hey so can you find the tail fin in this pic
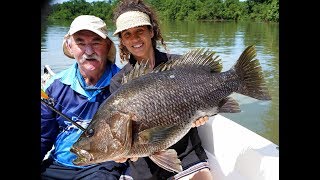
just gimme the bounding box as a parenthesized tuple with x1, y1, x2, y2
(234, 45, 271, 100)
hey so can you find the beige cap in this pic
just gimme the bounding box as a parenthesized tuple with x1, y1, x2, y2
(113, 11, 152, 35)
(62, 15, 116, 63)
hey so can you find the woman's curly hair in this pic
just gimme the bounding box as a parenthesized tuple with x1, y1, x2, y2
(113, 0, 167, 62)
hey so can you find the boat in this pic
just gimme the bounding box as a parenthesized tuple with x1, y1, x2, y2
(41, 65, 55, 89)
(197, 115, 279, 180)
(41, 65, 279, 180)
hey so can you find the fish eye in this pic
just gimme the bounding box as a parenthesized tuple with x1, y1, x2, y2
(85, 128, 94, 137)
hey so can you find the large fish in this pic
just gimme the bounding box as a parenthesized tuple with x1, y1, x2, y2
(70, 45, 271, 173)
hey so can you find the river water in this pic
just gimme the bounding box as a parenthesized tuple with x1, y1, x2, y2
(41, 20, 279, 145)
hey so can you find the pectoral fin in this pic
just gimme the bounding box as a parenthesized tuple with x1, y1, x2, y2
(110, 112, 133, 152)
(149, 149, 183, 173)
(137, 125, 176, 144)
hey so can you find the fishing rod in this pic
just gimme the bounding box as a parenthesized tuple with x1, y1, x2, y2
(41, 89, 86, 132)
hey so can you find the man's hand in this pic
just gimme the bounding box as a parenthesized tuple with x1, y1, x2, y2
(114, 157, 139, 163)
(192, 116, 209, 128)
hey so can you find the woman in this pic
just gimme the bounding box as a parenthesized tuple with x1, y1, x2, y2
(110, 0, 213, 179)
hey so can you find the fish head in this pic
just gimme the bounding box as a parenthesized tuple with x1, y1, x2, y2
(70, 111, 133, 166)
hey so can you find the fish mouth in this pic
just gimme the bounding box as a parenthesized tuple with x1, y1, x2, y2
(70, 146, 94, 165)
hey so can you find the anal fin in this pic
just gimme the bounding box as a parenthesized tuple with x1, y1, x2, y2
(149, 149, 183, 173)
(218, 97, 241, 113)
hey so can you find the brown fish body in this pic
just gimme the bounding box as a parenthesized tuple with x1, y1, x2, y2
(71, 46, 271, 172)
(112, 67, 238, 156)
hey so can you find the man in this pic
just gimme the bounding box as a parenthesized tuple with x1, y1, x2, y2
(41, 15, 130, 180)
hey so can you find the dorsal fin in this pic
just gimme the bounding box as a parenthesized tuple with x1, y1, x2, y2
(121, 59, 151, 84)
(154, 48, 222, 73)
(121, 48, 223, 85)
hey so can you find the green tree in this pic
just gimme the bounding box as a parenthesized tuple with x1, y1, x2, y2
(46, 0, 278, 23)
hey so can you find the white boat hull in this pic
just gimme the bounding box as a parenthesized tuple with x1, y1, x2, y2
(198, 114, 279, 180)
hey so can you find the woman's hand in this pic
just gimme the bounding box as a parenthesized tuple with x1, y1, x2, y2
(192, 116, 209, 128)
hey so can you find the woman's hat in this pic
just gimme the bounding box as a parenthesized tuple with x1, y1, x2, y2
(113, 11, 152, 36)
(62, 15, 116, 63)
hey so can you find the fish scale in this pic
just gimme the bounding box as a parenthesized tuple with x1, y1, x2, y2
(118, 68, 228, 152)
(71, 46, 271, 173)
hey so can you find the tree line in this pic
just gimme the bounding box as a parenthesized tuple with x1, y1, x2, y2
(44, 0, 278, 23)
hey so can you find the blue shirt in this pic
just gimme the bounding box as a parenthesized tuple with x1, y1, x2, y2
(41, 62, 120, 168)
